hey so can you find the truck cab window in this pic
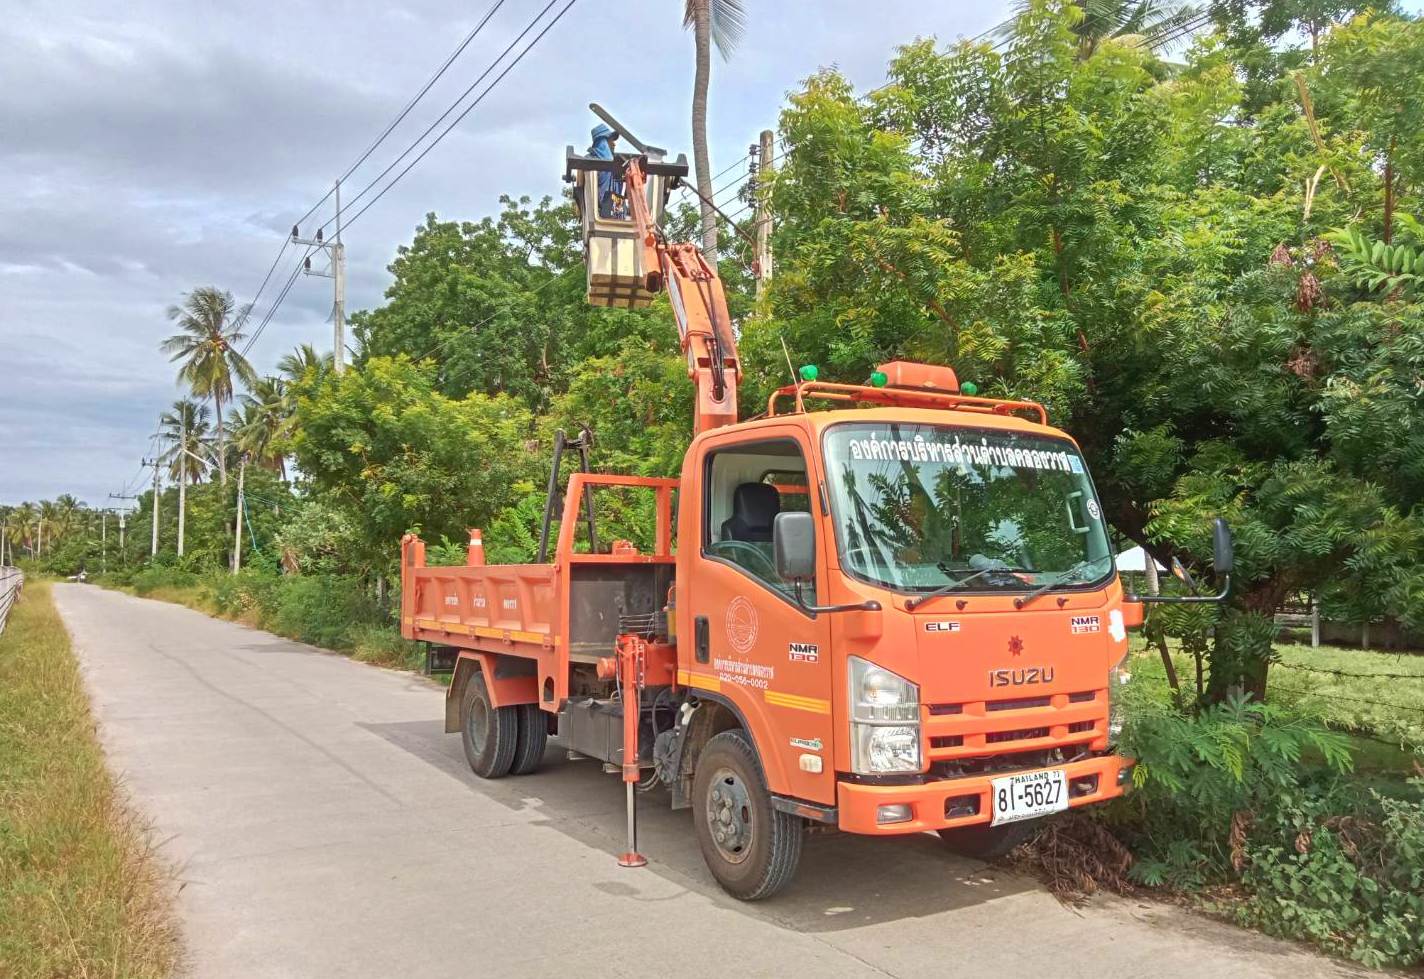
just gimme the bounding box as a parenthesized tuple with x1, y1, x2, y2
(704, 440, 812, 596)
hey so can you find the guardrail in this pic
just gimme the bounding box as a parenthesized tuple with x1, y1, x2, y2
(0, 567, 23, 635)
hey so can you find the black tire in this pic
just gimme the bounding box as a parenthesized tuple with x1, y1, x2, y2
(509, 704, 549, 775)
(460, 673, 517, 779)
(937, 820, 1036, 860)
(692, 729, 803, 901)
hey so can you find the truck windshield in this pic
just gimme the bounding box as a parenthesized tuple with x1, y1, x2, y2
(822, 423, 1114, 594)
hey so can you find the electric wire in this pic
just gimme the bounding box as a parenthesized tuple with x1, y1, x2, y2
(333, 0, 510, 199)
(309, 0, 577, 240)
(234, 0, 513, 340)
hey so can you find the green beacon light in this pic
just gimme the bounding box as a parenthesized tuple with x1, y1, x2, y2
(798, 364, 819, 382)
(868, 370, 888, 388)
(961, 381, 979, 396)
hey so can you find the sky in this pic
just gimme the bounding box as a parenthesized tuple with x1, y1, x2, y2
(0, 0, 1016, 507)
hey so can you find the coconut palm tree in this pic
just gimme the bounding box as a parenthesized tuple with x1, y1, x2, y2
(162, 287, 256, 485)
(277, 343, 332, 385)
(159, 399, 213, 484)
(232, 377, 289, 477)
(1006, 0, 1204, 59)
(683, 0, 746, 262)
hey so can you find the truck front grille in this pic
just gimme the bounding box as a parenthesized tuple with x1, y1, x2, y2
(924, 689, 1105, 761)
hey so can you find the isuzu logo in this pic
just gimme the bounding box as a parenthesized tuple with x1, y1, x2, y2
(988, 666, 1056, 687)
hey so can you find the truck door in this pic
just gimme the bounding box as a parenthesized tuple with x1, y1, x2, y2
(683, 430, 835, 806)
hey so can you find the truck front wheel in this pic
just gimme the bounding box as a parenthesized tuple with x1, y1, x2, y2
(692, 730, 802, 900)
(460, 673, 517, 778)
(937, 821, 1035, 861)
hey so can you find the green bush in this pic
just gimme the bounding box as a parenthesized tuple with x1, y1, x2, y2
(1237, 780, 1424, 968)
(266, 575, 380, 651)
(127, 567, 200, 596)
(349, 623, 424, 671)
(1117, 696, 1424, 968)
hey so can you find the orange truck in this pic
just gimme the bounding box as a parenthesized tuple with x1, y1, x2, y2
(399, 109, 1232, 900)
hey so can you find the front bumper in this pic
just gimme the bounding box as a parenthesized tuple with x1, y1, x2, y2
(836, 753, 1132, 835)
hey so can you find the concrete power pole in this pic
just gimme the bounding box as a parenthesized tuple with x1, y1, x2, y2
(291, 180, 346, 374)
(146, 454, 161, 558)
(756, 129, 775, 299)
(177, 410, 187, 557)
(232, 457, 247, 574)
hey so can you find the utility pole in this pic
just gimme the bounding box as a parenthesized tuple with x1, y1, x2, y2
(108, 493, 135, 561)
(145, 454, 161, 558)
(101, 511, 107, 576)
(232, 457, 247, 574)
(177, 410, 187, 557)
(755, 129, 775, 298)
(291, 179, 346, 373)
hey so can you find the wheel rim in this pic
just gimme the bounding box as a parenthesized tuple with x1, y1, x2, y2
(706, 766, 755, 864)
(468, 696, 488, 755)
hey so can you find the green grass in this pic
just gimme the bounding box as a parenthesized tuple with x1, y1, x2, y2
(0, 581, 182, 977)
(1126, 636, 1424, 771)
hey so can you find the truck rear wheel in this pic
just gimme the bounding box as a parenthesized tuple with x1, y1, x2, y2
(509, 704, 548, 775)
(692, 730, 802, 901)
(937, 821, 1036, 861)
(460, 673, 517, 778)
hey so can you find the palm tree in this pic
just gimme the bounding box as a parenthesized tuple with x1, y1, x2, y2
(683, 0, 746, 262)
(277, 343, 332, 385)
(162, 287, 257, 485)
(159, 399, 213, 484)
(10, 502, 37, 557)
(232, 377, 289, 477)
(1006, 0, 1203, 60)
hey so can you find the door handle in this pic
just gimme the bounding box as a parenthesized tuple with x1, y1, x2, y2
(694, 615, 710, 664)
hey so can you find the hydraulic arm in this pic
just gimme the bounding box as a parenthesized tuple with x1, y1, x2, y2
(622, 158, 741, 434)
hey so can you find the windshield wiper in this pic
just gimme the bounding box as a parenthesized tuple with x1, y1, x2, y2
(1013, 560, 1107, 610)
(906, 564, 1030, 611)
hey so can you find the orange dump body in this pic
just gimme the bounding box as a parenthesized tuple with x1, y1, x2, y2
(401, 380, 1138, 835)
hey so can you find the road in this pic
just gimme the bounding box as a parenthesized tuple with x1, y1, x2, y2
(54, 583, 1367, 979)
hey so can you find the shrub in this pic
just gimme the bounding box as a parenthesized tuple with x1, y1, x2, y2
(349, 624, 424, 671)
(1116, 696, 1424, 968)
(128, 567, 200, 597)
(266, 575, 380, 651)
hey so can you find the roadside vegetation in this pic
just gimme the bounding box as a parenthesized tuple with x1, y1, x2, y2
(0, 581, 181, 977)
(102, 565, 424, 671)
(7, 0, 1424, 968)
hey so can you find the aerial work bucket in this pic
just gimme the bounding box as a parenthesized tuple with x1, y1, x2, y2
(565, 145, 688, 308)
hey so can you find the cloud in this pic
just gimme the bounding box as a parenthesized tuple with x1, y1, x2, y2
(0, 0, 1010, 506)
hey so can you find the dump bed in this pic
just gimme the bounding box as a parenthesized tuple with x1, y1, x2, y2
(400, 474, 677, 708)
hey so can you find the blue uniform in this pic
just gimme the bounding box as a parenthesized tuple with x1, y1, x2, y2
(588, 124, 625, 218)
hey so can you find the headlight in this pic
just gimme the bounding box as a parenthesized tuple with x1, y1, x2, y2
(848, 657, 921, 774)
(1107, 660, 1132, 743)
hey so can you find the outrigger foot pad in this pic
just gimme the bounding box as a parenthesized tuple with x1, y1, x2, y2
(618, 852, 648, 868)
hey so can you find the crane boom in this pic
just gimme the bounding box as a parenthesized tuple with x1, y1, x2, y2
(621, 157, 740, 434)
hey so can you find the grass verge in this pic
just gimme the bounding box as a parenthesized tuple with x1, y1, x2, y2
(0, 581, 182, 978)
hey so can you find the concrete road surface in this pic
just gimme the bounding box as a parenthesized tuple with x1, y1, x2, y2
(54, 583, 1369, 979)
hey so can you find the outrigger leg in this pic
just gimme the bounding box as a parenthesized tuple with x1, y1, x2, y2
(616, 634, 648, 868)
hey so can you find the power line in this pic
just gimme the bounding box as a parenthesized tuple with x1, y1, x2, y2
(332, 0, 511, 195)
(234, 1, 511, 340)
(311, 0, 576, 240)
(236, 0, 579, 362)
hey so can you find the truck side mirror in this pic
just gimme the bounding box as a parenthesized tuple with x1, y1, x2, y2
(1212, 518, 1234, 576)
(773, 511, 816, 582)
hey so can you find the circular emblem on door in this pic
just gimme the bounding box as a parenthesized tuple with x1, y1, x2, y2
(725, 596, 759, 654)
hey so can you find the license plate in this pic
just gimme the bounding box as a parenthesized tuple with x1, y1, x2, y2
(990, 769, 1069, 826)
